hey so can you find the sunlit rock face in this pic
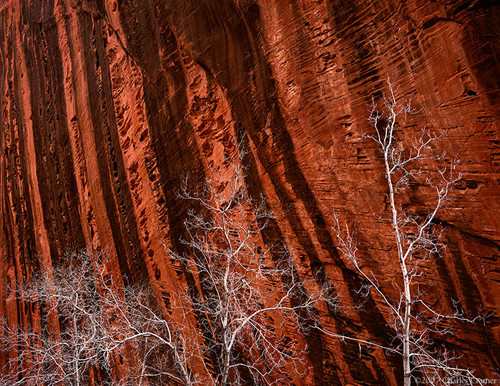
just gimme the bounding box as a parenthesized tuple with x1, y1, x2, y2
(0, 0, 499, 384)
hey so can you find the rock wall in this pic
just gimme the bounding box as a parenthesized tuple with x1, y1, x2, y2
(0, 0, 499, 384)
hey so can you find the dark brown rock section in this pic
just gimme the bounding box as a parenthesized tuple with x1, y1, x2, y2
(0, 0, 499, 384)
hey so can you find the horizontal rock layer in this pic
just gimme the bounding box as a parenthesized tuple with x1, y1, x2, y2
(0, 0, 499, 384)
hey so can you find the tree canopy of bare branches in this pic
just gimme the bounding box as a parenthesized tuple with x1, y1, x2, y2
(331, 79, 482, 385)
(1, 155, 322, 386)
(0, 249, 197, 386)
(169, 156, 319, 385)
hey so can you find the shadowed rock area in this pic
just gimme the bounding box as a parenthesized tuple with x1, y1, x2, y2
(0, 0, 499, 384)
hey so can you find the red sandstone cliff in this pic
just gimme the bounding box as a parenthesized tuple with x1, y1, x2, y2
(0, 0, 499, 384)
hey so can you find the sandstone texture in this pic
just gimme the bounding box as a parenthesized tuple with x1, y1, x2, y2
(0, 0, 499, 384)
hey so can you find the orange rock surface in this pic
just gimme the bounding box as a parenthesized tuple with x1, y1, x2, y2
(0, 0, 499, 384)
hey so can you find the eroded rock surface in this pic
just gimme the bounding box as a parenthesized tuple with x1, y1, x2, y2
(0, 0, 499, 384)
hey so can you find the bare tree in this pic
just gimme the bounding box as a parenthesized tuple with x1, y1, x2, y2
(169, 155, 320, 385)
(0, 249, 194, 386)
(1, 252, 113, 385)
(327, 79, 482, 385)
